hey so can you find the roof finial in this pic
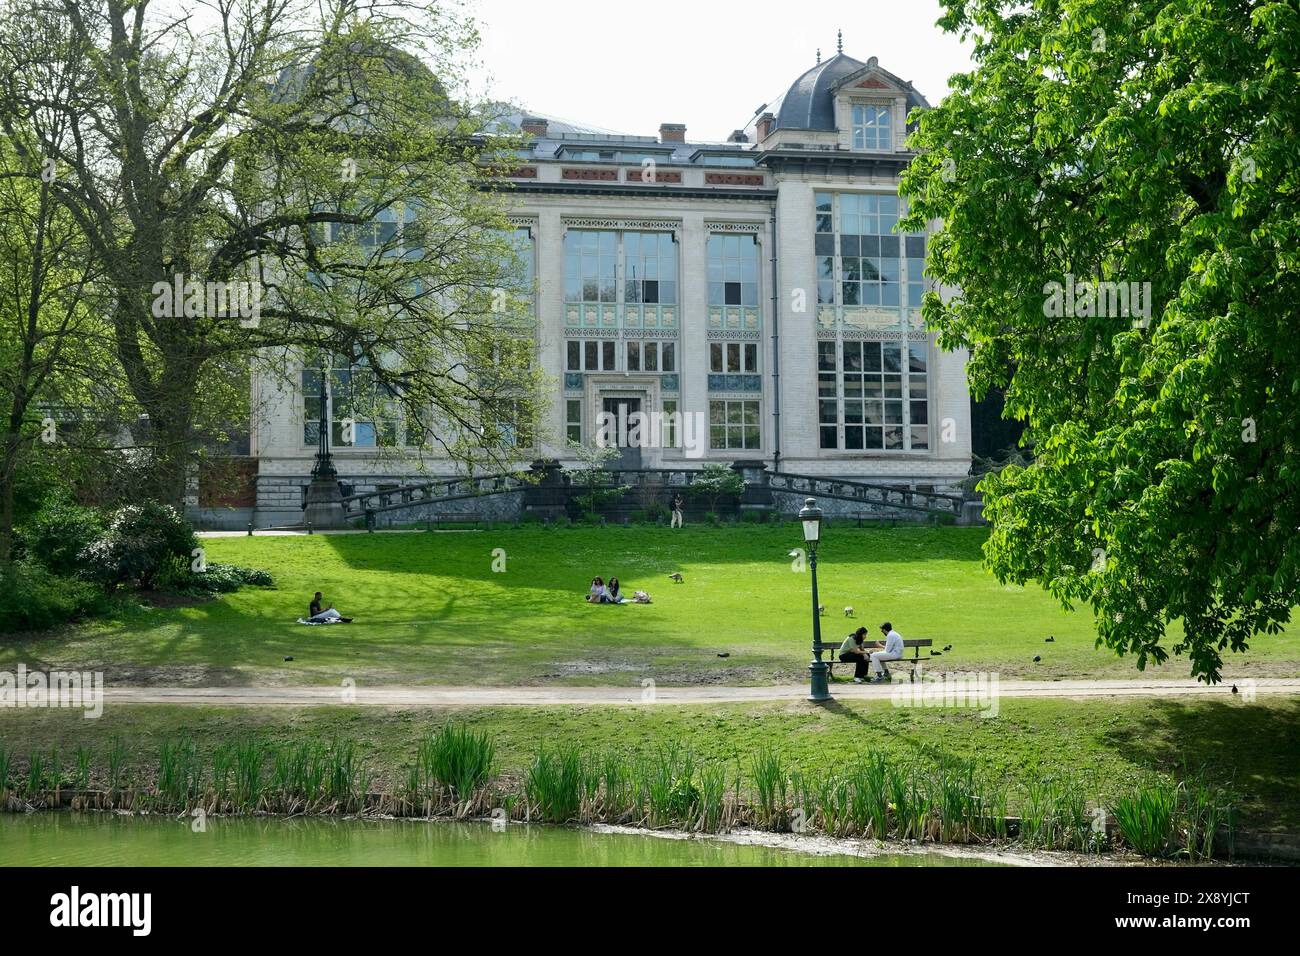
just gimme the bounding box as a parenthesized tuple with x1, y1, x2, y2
(837, 29, 843, 54)
(816, 47, 821, 64)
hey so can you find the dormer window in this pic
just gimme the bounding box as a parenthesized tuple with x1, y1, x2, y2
(851, 104, 892, 151)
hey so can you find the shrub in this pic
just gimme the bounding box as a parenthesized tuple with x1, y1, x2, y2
(0, 560, 106, 633)
(78, 502, 197, 588)
(18, 499, 105, 577)
(688, 463, 745, 515)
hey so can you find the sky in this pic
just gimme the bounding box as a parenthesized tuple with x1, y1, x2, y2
(467, 0, 975, 141)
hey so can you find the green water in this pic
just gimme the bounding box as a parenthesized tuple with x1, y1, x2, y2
(0, 813, 1002, 867)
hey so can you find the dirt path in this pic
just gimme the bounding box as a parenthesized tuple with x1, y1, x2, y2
(98, 677, 1300, 708)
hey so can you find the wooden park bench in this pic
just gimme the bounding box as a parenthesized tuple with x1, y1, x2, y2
(363, 509, 485, 531)
(427, 512, 484, 529)
(814, 638, 933, 683)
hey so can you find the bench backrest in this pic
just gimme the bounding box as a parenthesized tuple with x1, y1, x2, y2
(818, 638, 932, 649)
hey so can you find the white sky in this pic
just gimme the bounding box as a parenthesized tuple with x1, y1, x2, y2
(467, 0, 974, 141)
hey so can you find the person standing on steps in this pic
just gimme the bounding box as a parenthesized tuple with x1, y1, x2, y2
(671, 494, 684, 529)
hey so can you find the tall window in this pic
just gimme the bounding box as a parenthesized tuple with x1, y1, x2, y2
(564, 231, 617, 303)
(484, 398, 533, 449)
(709, 400, 760, 450)
(624, 232, 677, 304)
(817, 341, 928, 451)
(566, 339, 617, 372)
(707, 234, 758, 306)
(851, 104, 892, 151)
(662, 399, 679, 448)
(302, 355, 400, 448)
(566, 400, 582, 443)
(710, 341, 758, 373)
(627, 340, 676, 372)
(839, 193, 900, 307)
(814, 191, 925, 311)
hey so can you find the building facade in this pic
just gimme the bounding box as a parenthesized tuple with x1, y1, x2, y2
(244, 50, 972, 528)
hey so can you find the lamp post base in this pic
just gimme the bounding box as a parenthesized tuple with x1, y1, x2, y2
(808, 660, 832, 703)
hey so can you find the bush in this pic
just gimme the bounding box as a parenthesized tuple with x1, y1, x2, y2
(156, 560, 275, 595)
(0, 560, 107, 633)
(78, 502, 197, 588)
(18, 499, 105, 577)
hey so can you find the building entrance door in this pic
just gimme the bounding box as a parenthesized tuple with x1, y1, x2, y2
(601, 396, 643, 470)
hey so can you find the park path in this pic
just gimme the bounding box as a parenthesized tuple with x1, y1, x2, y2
(99, 677, 1300, 708)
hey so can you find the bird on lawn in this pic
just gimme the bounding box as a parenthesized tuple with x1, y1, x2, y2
(668, 572, 684, 583)
(1232, 684, 1239, 695)
(818, 604, 826, 616)
(930, 650, 942, 656)
(1045, 635, 1055, 643)
(844, 606, 855, 618)
(943, 644, 952, 652)
(1032, 655, 1041, 663)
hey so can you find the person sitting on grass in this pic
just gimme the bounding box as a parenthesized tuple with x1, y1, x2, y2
(868, 621, 905, 683)
(607, 577, 623, 604)
(586, 577, 608, 603)
(838, 626, 871, 683)
(308, 592, 353, 623)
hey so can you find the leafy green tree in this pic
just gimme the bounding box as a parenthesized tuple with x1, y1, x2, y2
(901, 0, 1300, 681)
(565, 440, 622, 516)
(688, 463, 744, 517)
(0, 132, 103, 560)
(0, 0, 542, 505)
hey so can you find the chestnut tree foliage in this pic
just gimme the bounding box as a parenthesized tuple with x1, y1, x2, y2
(901, 0, 1300, 681)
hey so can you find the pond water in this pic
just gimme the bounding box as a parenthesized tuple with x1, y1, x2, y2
(0, 813, 1005, 867)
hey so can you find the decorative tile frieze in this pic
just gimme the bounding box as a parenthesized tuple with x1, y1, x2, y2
(561, 217, 680, 235)
(704, 221, 763, 234)
(708, 373, 763, 392)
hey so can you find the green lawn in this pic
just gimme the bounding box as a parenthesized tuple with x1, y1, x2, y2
(3, 525, 1297, 686)
(2, 695, 1296, 830)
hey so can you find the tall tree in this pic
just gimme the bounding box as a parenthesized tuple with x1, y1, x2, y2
(901, 0, 1300, 681)
(0, 130, 103, 560)
(0, 0, 542, 506)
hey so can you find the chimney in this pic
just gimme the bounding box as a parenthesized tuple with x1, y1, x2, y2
(521, 115, 548, 137)
(756, 112, 775, 141)
(659, 122, 686, 144)
(728, 129, 749, 143)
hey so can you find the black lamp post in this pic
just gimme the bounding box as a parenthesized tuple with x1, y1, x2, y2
(800, 497, 830, 702)
(310, 355, 336, 481)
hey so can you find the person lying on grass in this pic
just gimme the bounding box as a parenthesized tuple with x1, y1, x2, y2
(308, 591, 353, 623)
(839, 626, 871, 683)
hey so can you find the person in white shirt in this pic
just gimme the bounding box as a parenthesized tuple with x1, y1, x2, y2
(869, 621, 905, 682)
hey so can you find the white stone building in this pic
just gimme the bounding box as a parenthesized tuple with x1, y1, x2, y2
(243, 49, 972, 527)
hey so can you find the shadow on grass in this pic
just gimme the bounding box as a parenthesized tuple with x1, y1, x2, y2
(1099, 697, 1300, 829)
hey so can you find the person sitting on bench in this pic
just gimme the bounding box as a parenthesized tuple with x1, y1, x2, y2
(308, 592, 353, 623)
(868, 621, 905, 683)
(838, 626, 871, 683)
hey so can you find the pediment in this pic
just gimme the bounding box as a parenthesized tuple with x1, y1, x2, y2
(831, 59, 909, 97)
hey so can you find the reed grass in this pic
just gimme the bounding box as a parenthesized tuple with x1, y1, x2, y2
(0, 729, 1239, 860)
(1112, 783, 1178, 857)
